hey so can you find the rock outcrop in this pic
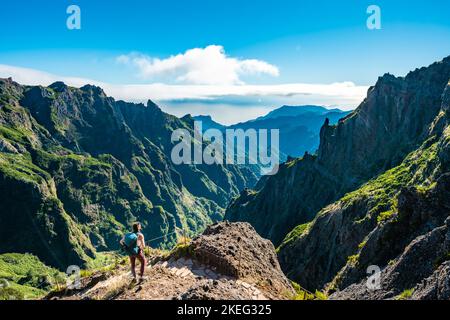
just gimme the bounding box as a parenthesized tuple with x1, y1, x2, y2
(189, 222, 295, 298)
(412, 261, 450, 300)
(47, 222, 295, 300)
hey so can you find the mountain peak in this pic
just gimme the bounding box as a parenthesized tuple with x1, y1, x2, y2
(80, 84, 106, 96)
(192, 115, 225, 131)
(195, 115, 213, 121)
(440, 55, 450, 64)
(258, 105, 345, 121)
(49, 81, 69, 92)
(146, 99, 161, 110)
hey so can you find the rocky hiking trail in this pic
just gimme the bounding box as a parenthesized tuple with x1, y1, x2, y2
(46, 222, 295, 300)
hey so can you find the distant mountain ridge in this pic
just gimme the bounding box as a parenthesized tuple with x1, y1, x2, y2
(191, 115, 225, 131)
(194, 105, 350, 160)
(255, 105, 345, 121)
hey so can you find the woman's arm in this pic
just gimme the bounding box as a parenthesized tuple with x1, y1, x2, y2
(138, 234, 145, 249)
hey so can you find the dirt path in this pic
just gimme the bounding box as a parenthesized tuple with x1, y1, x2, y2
(58, 256, 268, 300)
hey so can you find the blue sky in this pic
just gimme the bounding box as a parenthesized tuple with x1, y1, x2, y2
(1, 0, 450, 123)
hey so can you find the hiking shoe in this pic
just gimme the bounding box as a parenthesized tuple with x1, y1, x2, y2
(139, 276, 148, 282)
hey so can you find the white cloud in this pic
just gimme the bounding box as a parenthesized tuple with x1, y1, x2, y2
(107, 82, 366, 103)
(116, 45, 280, 85)
(0, 63, 368, 124)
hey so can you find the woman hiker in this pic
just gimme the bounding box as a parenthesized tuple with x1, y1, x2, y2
(120, 222, 147, 282)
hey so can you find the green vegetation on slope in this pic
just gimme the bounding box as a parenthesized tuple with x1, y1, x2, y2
(290, 281, 328, 300)
(277, 222, 311, 252)
(395, 288, 415, 300)
(339, 138, 439, 224)
(0, 153, 51, 184)
(0, 253, 64, 300)
(0, 78, 256, 271)
(278, 132, 446, 292)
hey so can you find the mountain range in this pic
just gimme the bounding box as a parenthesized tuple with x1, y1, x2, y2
(0, 79, 257, 269)
(194, 105, 350, 161)
(1, 55, 450, 300)
(226, 56, 450, 298)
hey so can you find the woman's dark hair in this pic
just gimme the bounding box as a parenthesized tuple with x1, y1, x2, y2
(132, 222, 141, 233)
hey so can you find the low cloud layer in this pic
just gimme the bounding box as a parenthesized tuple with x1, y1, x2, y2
(0, 63, 368, 124)
(116, 45, 280, 85)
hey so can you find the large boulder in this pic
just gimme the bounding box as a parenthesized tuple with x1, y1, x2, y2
(190, 221, 295, 298)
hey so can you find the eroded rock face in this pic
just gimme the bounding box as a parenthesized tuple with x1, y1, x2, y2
(277, 198, 376, 291)
(190, 222, 295, 297)
(412, 261, 450, 300)
(331, 216, 450, 300)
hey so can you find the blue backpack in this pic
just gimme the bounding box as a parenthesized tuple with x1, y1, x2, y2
(121, 232, 140, 256)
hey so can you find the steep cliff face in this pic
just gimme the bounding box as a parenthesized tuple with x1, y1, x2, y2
(331, 174, 450, 300)
(225, 56, 450, 246)
(0, 79, 257, 269)
(278, 81, 450, 296)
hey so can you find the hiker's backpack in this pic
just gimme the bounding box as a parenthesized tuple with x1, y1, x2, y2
(121, 232, 140, 256)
